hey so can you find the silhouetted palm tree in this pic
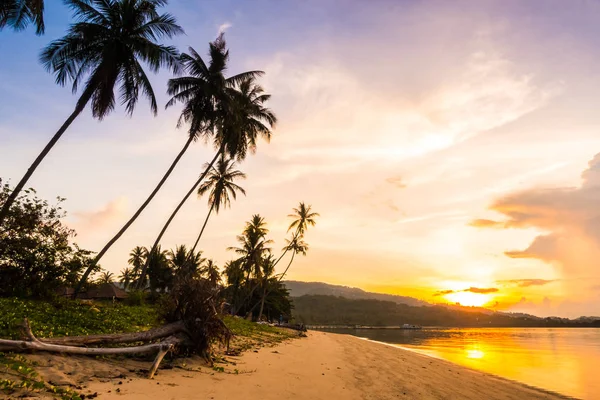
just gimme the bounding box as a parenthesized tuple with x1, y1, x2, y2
(135, 36, 275, 288)
(191, 156, 246, 254)
(146, 245, 170, 292)
(1, 0, 45, 34)
(201, 259, 220, 286)
(119, 267, 134, 290)
(168, 244, 204, 280)
(27, 1, 184, 296)
(127, 246, 147, 279)
(229, 214, 272, 280)
(96, 271, 114, 285)
(288, 203, 319, 237)
(0, 0, 182, 234)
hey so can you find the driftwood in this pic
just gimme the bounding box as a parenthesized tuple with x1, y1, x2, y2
(40, 320, 187, 346)
(0, 319, 180, 378)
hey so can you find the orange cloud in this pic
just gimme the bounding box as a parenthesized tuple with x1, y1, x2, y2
(72, 197, 128, 235)
(497, 279, 554, 287)
(465, 287, 499, 294)
(469, 218, 506, 228)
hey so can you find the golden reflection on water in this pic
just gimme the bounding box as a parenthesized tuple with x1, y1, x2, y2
(373, 328, 600, 399)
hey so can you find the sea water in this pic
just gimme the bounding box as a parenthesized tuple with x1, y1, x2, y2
(319, 327, 600, 399)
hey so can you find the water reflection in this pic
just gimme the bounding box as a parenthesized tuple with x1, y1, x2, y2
(319, 327, 600, 399)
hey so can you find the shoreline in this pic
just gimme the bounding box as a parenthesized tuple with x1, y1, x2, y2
(77, 330, 571, 399)
(351, 334, 574, 400)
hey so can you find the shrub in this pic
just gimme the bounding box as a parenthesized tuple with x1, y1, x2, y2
(0, 179, 97, 298)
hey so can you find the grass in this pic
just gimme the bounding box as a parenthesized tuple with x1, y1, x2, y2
(223, 315, 298, 355)
(0, 297, 160, 340)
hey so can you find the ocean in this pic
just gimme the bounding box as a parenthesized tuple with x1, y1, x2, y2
(318, 327, 600, 399)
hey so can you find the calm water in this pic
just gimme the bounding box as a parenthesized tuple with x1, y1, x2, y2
(320, 327, 600, 399)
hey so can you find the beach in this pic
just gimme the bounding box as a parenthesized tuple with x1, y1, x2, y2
(62, 331, 567, 399)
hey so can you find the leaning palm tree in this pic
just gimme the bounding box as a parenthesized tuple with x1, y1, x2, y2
(0, 0, 183, 232)
(191, 156, 246, 254)
(135, 37, 275, 287)
(288, 202, 319, 237)
(119, 267, 134, 290)
(0, 0, 44, 34)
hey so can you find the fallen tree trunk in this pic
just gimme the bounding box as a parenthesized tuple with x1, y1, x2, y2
(40, 320, 187, 346)
(0, 319, 181, 378)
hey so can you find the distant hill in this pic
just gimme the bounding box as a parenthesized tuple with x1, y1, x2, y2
(291, 295, 600, 328)
(284, 281, 429, 307)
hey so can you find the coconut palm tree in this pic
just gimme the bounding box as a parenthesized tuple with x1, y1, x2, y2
(288, 202, 319, 237)
(191, 156, 246, 254)
(229, 214, 271, 280)
(135, 38, 276, 288)
(0, 0, 44, 34)
(146, 245, 170, 292)
(201, 259, 220, 286)
(0, 0, 183, 231)
(119, 267, 134, 290)
(127, 246, 147, 278)
(96, 271, 114, 285)
(168, 244, 204, 280)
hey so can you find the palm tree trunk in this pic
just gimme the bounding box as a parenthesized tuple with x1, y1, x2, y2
(0, 96, 91, 227)
(136, 148, 223, 289)
(278, 250, 296, 283)
(190, 203, 214, 254)
(73, 135, 195, 297)
(245, 251, 297, 317)
(257, 285, 267, 321)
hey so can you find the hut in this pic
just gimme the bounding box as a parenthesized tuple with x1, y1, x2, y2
(82, 283, 128, 301)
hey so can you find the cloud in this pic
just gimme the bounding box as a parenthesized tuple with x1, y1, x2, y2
(433, 287, 499, 296)
(464, 287, 499, 294)
(72, 197, 129, 235)
(385, 176, 407, 189)
(497, 279, 554, 287)
(433, 289, 455, 297)
(469, 218, 505, 228)
(487, 153, 600, 277)
(217, 22, 232, 35)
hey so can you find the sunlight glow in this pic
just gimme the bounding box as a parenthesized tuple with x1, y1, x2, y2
(466, 349, 485, 359)
(445, 292, 491, 307)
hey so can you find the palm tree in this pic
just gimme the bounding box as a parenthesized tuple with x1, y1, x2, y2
(127, 246, 147, 281)
(257, 254, 276, 321)
(168, 244, 204, 279)
(0, 0, 183, 238)
(96, 271, 114, 285)
(201, 259, 220, 286)
(229, 214, 271, 280)
(1, 0, 44, 34)
(146, 245, 170, 292)
(135, 36, 275, 287)
(288, 202, 319, 237)
(119, 267, 134, 290)
(191, 156, 246, 254)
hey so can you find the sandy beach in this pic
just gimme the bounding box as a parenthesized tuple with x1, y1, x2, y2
(54, 331, 567, 400)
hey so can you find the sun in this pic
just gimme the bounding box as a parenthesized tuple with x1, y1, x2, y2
(445, 291, 490, 307)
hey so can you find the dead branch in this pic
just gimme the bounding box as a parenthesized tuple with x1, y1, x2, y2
(0, 319, 181, 378)
(40, 320, 187, 346)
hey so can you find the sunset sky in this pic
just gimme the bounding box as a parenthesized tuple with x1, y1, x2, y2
(2, 0, 600, 317)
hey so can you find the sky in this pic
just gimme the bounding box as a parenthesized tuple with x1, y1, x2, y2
(2, 0, 600, 317)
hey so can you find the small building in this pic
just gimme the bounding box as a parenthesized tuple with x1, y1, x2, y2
(80, 283, 128, 301)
